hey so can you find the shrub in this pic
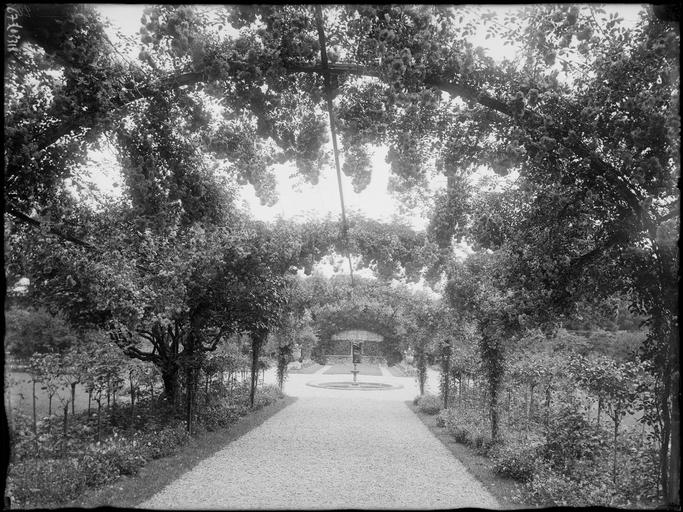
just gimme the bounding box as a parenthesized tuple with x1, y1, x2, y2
(491, 443, 539, 482)
(80, 451, 121, 487)
(200, 385, 281, 429)
(312, 353, 327, 365)
(94, 436, 148, 476)
(137, 425, 191, 460)
(471, 431, 495, 454)
(613, 428, 660, 505)
(201, 403, 239, 431)
(254, 385, 283, 408)
(435, 410, 448, 427)
(450, 425, 472, 444)
(442, 406, 493, 453)
(417, 394, 441, 415)
(6, 458, 87, 507)
(108, 447, 146, 476)
(542, 405, 609, 472)
(523, 461, 618, 507)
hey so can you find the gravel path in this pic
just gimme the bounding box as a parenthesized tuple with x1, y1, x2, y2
(138, 367, 499, 510)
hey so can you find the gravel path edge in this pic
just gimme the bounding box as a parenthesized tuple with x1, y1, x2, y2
(406, 400, 528, 509)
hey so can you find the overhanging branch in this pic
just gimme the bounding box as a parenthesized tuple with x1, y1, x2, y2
(25, 54, 648, 226)
(6, 205, 96, 250)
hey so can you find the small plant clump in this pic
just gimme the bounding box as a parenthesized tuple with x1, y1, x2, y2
(416, 394, 442, 415)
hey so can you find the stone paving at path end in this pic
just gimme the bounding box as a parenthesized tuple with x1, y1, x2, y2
(138, 365, 499, 509)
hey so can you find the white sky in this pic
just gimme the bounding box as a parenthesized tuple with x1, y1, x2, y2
(90, 4, 645, 236)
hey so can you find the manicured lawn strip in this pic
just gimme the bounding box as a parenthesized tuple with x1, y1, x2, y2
(386, 365, 408, 377)
(324, 363, 382, 376)
(287, 363, 323, 374)
(62, 395, 297, 509)
(406, 401, 528, 510)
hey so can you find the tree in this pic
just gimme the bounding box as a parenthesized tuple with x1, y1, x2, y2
(28, 352, 62, 420)
(4, 307, 78, 359)
(266, 281, 319, 390)
(6, 5, 678, 501)
(446, 251, 521, 441)
(570, 355, 640, 483)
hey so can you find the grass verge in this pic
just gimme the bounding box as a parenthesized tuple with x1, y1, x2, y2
(386, 365, 408, 377)
(406, 400, 529, 509)
(287, 363, 323, 374)
(62, 395, 297, 509)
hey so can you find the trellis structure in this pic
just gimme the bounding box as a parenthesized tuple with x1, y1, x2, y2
(327, 329, 385, 364)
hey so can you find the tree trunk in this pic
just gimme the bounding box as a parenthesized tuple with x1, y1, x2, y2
(186, 366, 194, 434)
(112, 388, 117, 424)
(63, 403, 69, 440)
(597, 395, 602, 426)
(250, 331, 267, 408)
(668, 321, 680, 506)
(524, 388, 529, 439)
(161, 367, 178, 408)
(613, 417, 620, 484)
(441, 342, 452, 410)
(660, 353, 671, 501)
(87, 389, 92, 417)
(544, 385, 552, 429)
(129, 372, 135, 431)
(96, 400, 102, 443)
(32, 379, 37, 436)
(70, 382, 77, 416)
(48, 394, 52, 417)
(526, 385, 535, 434)
(528, 384, 535, 423)
(6, 385, 13, 455)
(130, 388, 135, 431)
(416, 346, 427, 396)
(491, 386, 500, 442)
(480, 326, 504, 443)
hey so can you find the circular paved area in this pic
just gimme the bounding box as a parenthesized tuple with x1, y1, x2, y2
(138, 365, 499, 509)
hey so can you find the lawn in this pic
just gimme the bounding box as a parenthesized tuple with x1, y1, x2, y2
(5, 371, 109, 419)
(287, 363, 324, 374)
(386, 365, 408, 377)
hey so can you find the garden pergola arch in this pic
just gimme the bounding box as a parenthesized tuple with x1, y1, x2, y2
(328, 329, 384, 363)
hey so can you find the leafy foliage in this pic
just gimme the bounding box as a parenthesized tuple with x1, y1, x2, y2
(5, 307, 78, 359)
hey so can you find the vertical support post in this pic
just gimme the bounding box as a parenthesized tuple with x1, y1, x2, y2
(314, 4, 354, 285)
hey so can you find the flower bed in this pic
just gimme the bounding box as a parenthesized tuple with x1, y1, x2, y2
(6, 384, 283, 508)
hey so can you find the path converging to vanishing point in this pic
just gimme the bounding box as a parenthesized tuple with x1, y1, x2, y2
(139, 365, 499, 509)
